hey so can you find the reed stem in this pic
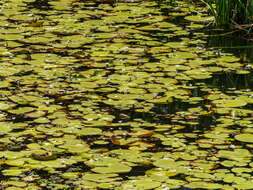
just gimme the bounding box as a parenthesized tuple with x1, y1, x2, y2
(205, 0, 253, 27)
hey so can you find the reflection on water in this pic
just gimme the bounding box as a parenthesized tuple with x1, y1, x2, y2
(204, 72, 253, 90)
(206, 29, 253, 61)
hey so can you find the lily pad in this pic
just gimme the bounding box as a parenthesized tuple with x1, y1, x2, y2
(79, 127, 102, 136)
(213, 99, 247, 108)
(235, 134, 253, 143)
(92, 163, 132, 174)
(185, 15, 214, 22)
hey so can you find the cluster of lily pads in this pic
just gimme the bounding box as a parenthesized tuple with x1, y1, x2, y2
(0, 0, 252, 189)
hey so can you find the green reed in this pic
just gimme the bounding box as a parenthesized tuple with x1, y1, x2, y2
(204, 0, 253, 27)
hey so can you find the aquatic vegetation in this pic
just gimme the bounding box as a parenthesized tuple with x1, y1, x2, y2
(204, 0, 253, 27)
(0, 0, 252, 189)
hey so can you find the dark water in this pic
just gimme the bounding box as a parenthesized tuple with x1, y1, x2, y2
(206, 29, 253, 62)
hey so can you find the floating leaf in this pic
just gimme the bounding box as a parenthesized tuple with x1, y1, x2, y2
(122, 179, 161, 190)
(92, 163, 132, 174)
(79, 128, 102, 136)
(2, 169, 24, 176)
(153, 159, 178, 169)
(186, 182, 223, 189)
(31, 152, 57, 161)
(235, 134, 253, 143)
(185, 15, 214, 22)
(0, 123, 12, 134)
(213, 99, 247, 108)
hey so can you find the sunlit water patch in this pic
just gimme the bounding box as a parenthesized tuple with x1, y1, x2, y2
(0, 0, 252, 189)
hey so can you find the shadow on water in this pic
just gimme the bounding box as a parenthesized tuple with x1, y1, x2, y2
(204, 71, 253, 91)
(151, 100, 192, 115)
(26, 0, 52, 10)
(204, 29, 253, 93)
(206, 29, 253, 62)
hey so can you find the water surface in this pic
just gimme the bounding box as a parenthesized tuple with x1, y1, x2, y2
(0, 0, 252, 189)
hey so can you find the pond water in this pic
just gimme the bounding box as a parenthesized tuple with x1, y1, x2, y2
(0, 0, 253, 189)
